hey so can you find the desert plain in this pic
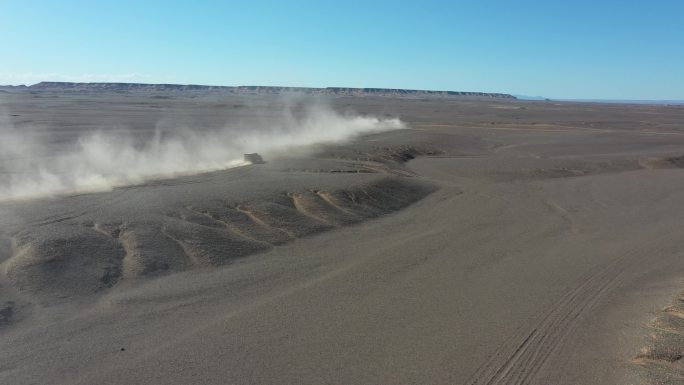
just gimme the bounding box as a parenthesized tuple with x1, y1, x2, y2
(1, 88, 684, 384)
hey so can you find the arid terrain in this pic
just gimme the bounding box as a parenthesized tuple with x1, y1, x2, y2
(2, 87, 684, 384)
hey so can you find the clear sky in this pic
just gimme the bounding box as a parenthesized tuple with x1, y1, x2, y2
(1, 0, 683, 99)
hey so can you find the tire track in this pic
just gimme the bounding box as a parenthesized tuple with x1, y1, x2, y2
(466, 235, 668, 385)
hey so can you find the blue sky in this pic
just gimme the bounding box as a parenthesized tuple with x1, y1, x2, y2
(1, 0, 683, 99)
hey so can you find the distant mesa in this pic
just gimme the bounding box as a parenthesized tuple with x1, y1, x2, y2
(1, 81, 517, 100)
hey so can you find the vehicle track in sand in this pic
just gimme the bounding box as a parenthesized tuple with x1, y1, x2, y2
(465, 233, 670, 385)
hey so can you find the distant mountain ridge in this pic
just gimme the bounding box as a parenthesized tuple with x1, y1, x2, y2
(3, 81, 516, 99)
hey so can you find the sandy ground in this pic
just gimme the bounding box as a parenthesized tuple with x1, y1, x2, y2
(2, 91, 684, 384)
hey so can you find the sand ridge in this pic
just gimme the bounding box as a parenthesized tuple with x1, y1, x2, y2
(2, 176, 434, 302)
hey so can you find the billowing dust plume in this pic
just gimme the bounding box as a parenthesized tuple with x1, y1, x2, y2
(0, 105, 403, 201)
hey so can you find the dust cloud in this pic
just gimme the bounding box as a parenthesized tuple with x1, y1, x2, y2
(0, 105, 403, 200)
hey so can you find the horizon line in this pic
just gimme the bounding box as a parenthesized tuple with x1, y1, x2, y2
(1, 81, 683, 103)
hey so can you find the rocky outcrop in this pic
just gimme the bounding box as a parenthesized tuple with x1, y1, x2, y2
(3, 177, 435, 301)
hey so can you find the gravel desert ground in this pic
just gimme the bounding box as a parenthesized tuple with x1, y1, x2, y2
(2, 89, 684, 384)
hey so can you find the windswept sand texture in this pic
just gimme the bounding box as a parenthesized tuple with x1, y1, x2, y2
(1, 90, 684, 384)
